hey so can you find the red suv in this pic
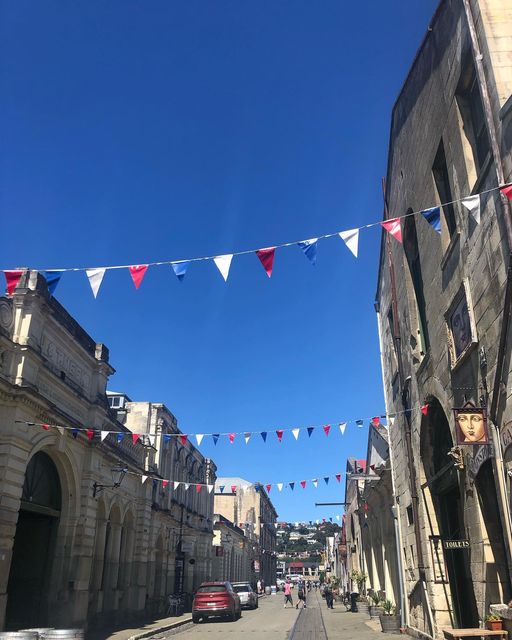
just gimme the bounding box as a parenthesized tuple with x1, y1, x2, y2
(192, 581, 242, 623)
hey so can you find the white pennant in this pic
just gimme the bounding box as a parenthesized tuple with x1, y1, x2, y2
(312, 479, 318, 488)
(213, 254, 233, 281)
(57, 426, 65, 435)
(462, 194, 481, 225)
(292, 428, 300, 441)
(336, 515, 340, 521)
(388, 416, 395, 427)
(101, 430, 109, 442)
(316, 519, 320, 524)
(173, 481, 181, 490)
(245, 434, 251, 445)
(148, 434, 155, 447)
(339, 229, 359, 258)
(339, 422, 347, 435)
(141, 475, 148, 484)
(184, 483, 190, 491)
(86, 268, 106, 298)
(207, 484, 214, 493)
(196, 434, 204, 446)
(277, 483, 284, 492)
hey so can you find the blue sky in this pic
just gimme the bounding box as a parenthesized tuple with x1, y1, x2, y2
(0, 0, 438, 521)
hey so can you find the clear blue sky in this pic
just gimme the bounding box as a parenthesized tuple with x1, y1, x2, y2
(0, 0, 438, 521)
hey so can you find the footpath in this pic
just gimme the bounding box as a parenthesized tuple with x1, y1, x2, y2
(86, 610, 193, 640)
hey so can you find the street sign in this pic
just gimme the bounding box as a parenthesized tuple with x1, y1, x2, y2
(442, 539, 470, 550)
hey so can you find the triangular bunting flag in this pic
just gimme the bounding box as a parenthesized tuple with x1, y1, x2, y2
(388, 416, 395, 426)
(339, 229, 359, 258)
(312, 479, 318, 488)
(86, 268, 106, 298)
(371, 416, 380, 426)
(255, 247, 276, 278)
(213, 433, 220, 445)
(179, 434, 188, 446)
(196, 434, 204, 446)
(339, 422, 347, 435)
(72, 428, 79, 439)
(231, 485, 237, 494)
(336, 515, 340, 521)
(289, 482, 295, 491)
(57, 426, 65, 435)
(261, 431, 267, 442)
(163, 434, 171, 444)
(324, 476, 329, 485)
(174, 481, 181, 490)
(132, 433, 140, 444)
(196, 484, 202, 493)
(228, 433, 236, 444)
(42, 423, 50, 431)
(356, 420, 364, 428)
(207, 484, 214, 493)
(162, 480, 169, 489)
(254, 484, 260, 492)
(335, 473, 341, 482)
(219, 485, 225, 493)
(461, 194, 481, 225)
(421, 207, 441, 233)
(323, 424, 331, 437)
(297, 238, 318, 265)
(292, 428, 300, 441)
(421, 404, 429, 415)
(115, 432, 124, 443)
(266, 484, 272, 493)
(501, 185, 512, 201)
(5, 270, 24, 296)
(213, 254, 233, 281)
(276, 429, 284, 442)
(147, 434, 155, 447)
(381, 218, 402, 243)
(307, 427, 314, 438)
(184, 483, 190, 491)
(244, 432, 251, 445)
(101, 430, 109, 442)
(43, 271, 62, 296)
(141, 475, 148, 484)
(128, 265, 148, 289)
(277, 483, 283, 492)
(300, 480, 306, 489)
(171, 261, 190, 281)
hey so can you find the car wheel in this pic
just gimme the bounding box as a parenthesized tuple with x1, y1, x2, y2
(255, 600, 259, 609)
(237, 607, 242, 620)
(230, 609, 237, 622)
(192, 614, 201, 624)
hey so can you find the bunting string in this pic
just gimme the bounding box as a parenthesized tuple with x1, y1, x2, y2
(3, 185, 511, 298)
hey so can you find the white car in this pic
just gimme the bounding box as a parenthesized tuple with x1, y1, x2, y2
(232, 582, 259, 609)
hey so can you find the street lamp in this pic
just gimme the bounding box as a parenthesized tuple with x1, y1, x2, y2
(92, 467, 128, 497)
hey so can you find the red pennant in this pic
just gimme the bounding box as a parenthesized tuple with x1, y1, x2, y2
(228, 433, 236, 444)
(132, 433, 140, 444)
(180, 434, 188, 446)
(5, 270, 24, 295)
(370, 464, 376, 472)
(276, 429, 284, 442)
(231, 485, 237, 494)
(196, 484, 202, 493)
(323, 424, 331, 437)
(256, 247, 276, 278)
(300, 480, 306, 489)
(335, 474, 341, 482)
(42, 423, 50, 431)
(363, 502, 369, 512)
(501, 185, 512, 202)
(162, 480, 169, 489)
(86, 429, 94, 441)
(371, 416, 380, 426)
(421, 404, 429, 415)
(381, 218, 402, 243)
(128, 265, 149, 289)
(266, 484, 272, 493)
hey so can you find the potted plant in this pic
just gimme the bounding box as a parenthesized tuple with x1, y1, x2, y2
(369, 592, 384, 619)
(485, 614, 503, 631)
(379, 600, 401, 634)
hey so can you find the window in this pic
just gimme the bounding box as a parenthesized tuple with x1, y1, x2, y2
(457, 62, 490, 176)
(432, 139, 457, 237)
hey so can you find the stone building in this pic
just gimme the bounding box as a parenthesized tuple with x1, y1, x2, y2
(0, 271, 215, 631)
(343, 458, 367, 592)
(214, 477, 277, 586)
(375, 0, 512, 635)
(211, 514, 257, 584)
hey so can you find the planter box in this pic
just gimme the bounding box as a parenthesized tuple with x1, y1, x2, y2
(358, 601, 370, 615)
(370, 606, 385, 619)
(379, 614, 401, 634)
(486, 621, 503, 631)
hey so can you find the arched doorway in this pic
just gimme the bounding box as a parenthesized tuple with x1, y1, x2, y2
(6, 451, 62, 629)
(420, 397, 478, 628)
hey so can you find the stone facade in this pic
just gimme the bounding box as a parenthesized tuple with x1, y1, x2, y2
(376, 0, 512, 635)
(0, 271, 215, 631)
(211, 514, 257, 585)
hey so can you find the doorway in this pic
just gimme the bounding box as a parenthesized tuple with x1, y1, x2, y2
(5, 451, 61, 629)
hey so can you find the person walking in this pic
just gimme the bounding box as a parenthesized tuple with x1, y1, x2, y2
(296, 580, 307, 609)
(324, 584, 334, 609)
(283, 579, 294, 608)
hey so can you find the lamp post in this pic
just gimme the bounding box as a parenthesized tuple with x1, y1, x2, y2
(92, 467, 127, 497)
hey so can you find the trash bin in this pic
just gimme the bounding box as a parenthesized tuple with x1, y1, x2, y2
(350, 592, 359, 612)
(271, 585, 277, 595)
(265, 586, 271, 595)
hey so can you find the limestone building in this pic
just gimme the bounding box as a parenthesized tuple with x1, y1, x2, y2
(376, 0, 512, 634)
(211, 514, 258, 584)
(0, 271, 215, 631)
(214, 477, 277, 586)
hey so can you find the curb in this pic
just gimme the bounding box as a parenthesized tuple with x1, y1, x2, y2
(127, 617, 193, 640)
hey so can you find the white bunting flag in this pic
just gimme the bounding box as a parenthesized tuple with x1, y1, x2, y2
(101, 430, 109, 442)
(388, 416, 395, 427)
(174, 481, 181, 490)
(57, 426, 65, 436)
(196, 434, 204, 446)
(339, 229, 359, 258)
(292, 428, 300, 441)
(462, 194, 481, 225)
(148, 434, 155, 447)
(86, 268, 106, 298)
(277, 483, 284, 492)
(245, 433, 251, 445)
(184, 483, 190, 491)
(316, 519, 320, 524)
(141, 475, 148, 484)
(312, 479, 318, 488)
(207, 484, 214, 493)
(339, 422, 347, 435)
(213, 254, 233, 281)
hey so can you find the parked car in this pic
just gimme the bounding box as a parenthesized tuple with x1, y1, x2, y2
(192, 581, 242, 623)
(232, 582, 258, 609)
(276, 578, 286, 590)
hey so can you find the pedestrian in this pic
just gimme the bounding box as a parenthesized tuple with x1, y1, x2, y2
(296, 581, 307, 609)
(283, 579, 294, 608)
(324, 584, 334, 609)
(257, 579, 262, 595)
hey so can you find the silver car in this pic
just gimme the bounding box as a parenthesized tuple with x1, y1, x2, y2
(232, 582, 258, 609)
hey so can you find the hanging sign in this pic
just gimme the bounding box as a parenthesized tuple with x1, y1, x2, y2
(442, 539, 470, 550)
(453, 402, 489, 445)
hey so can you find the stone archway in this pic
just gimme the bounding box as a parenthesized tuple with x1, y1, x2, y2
(6, 451, 62, 629)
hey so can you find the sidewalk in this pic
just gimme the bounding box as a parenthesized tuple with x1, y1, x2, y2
(86, 611, 192, 640)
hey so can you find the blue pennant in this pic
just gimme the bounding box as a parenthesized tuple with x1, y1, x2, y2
(261, 431, 267, 442)
(219, 485, 225, 493)
(356, 420, 363, 428)
(171, 261, 190, 281)
(307, 427, 315, 437)
(289, 482, 295, 491)
(116, 433, 125, 443)
(163, 434, 172, 444)
(297, 239, 318, 265)
(324, 477, 329, 485)
(213, 434, 220, 445)
(421, 207, 441, 234)
(254, 484, 260, 492)
(43, 271, 62, 296)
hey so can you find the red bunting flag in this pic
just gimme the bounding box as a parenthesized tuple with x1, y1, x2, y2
(256, 247, 276, 278)
(266, 484, 272, 493)
(231, 485, 237, 494)
(128, 265, 149, 289)
(501, 185, 512, 201)
(196, 484, 202, 493)
(86, 429, 94, 441)
(381, 218, 403, 243)
(371, 416, 380, 426)
(363, 502, 369, 512)
(42, 423, 50, 431)
(5, 270, 24, 296)
(421, 404, 429, 415)
(370, 464, 376, 472)
(180, 434, 188, 446)
(132, 434, 140, 444)
(323, 424, 331, 437)
(335, 474, 341, 482)
(276, 429, 284, 442)
(300, 480, 306, 489)
(162, 480, 169, 489)
(228, 433, 236, 444)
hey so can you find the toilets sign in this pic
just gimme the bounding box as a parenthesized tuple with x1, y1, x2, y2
(442, 539, 470, 550)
